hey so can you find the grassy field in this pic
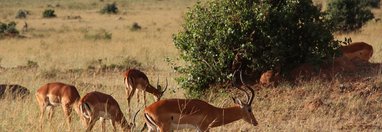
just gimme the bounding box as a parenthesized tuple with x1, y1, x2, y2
(0, 0, 382, 131)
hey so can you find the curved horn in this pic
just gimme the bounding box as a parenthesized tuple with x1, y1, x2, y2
(156, 76, 160, 90)
(161, 78, 168, 93)
(233, 70, 249, 103)
(131, 109, 140, 128)
(240, 70, 255, 105)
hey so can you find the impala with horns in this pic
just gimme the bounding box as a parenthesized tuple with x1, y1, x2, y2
(143, 71, 257, 132)
(123, 69, 167, 113)
(339, 42, 373, 62)
(79, 91, 139, 132)
(35, 82, 81, 130)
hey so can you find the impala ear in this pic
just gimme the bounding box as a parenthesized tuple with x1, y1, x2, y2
(233, 98, 244, 107)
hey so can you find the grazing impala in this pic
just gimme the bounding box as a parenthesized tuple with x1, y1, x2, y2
(123, 69, 167, 113)
(35, 82, 81, 129)
(339, 42, 373, 62)
(79, 91, 138, 132)
(143, 71, 258, 132)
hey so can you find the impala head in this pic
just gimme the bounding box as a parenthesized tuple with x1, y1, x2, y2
(155, 77, 168, 101)
(233, 70, 258, 126)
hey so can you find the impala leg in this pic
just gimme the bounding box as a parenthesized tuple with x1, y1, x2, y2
(62, 103, 72, 130)
(47, 106, 55, 121)
(38, 104, 46, 130)
(100, 118, 105, 132)
(36, 94, 46, 129)
(137, 89, 141, 104)
(143, 90, 147, 106)
(86, 118, 98, 132)
(111, 120, 116, 132)
(127, 86, 136, 119)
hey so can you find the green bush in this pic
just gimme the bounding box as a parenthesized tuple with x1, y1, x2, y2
(86, 57, 142, 72)
(15, 9, 29, 19)
(0, 21, 20, 37)
(173, 0, 339, 97)
(326, 0, 374, 32)
(100, 2, 118, 14)
(42, 9, 57, 18)
(130, 22, 142, 31)
(367, 0, 380, 8)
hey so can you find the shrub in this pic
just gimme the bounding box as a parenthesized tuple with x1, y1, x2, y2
(87, 57, 142, 72)
(100, 2, 118, 14)
(326, 0, 374, 32)
(15, 9, 29, 19)
(173, 0, 339, 97)
(42, 9, 56, 18)
(26, 60, 39, 68)
(130, 22, 142, 31)
(0, 21, 20, 38)
(367, 0, 380, 8)
(39, 69, 59, 79)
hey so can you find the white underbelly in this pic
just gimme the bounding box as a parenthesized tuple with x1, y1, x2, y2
(47, 94, 61, 106)
(171, 123, 199, 131)
(97, 111, 112, 120)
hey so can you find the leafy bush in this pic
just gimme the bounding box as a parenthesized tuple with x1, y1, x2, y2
(39, 68, 59, 79)
(326, 0, 374, 32)
(367, 0, 380, 8)
(0, 21, 20, 38)
(130, 22, 142, 31)
(100, 2, 118, 14)
(15, 9, 29, 19)
(26, 60, 39, 68)
(173, 0, 339, 97)
(42, 9, 57, 18)
(87, 57, 142, 72)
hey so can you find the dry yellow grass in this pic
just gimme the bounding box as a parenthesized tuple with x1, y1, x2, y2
(0, 0, 382, 131)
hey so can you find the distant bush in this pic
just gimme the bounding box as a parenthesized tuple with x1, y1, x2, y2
(26, 60, 39, 68)
(15, 9, 29, 19)
(39, 69, 59, 79)
(130, 22, 142, 31)
(326, 0, 374, 32)
(42, 9, 56, 18)
(367, 0, 380, 8)
(87, 57, 142, 72)
(84, 29, 112, 40)
(0, 21, 20, 38)
(100, 2, 118, 14)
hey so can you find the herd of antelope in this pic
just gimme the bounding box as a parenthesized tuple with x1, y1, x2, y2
(0, 41, 372, 132)
(34, 67, 257, 132)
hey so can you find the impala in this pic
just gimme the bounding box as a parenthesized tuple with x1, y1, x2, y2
(35, 82, 81, 129)
(143, 71, 258, 132)
(259, 70, 280, 87)
(79, 91, 139, 132)
(339, 42, 373, 62)
(123, 69, 167, 114)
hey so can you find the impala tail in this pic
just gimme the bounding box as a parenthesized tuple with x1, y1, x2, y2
(144, 113, 158, 130)
(80, 102, 91, 118)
